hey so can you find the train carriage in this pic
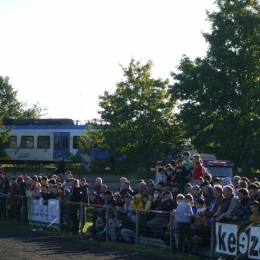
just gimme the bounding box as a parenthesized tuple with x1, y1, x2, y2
(1, 118, 90, 164)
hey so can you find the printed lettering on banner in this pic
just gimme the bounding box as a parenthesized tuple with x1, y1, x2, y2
(248, 226, 260, 259)
(216, 223, 237, 256)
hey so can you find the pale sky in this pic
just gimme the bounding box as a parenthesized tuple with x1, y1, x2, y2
(0, 0, 216, 123)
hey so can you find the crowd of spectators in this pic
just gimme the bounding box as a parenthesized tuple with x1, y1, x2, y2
(1, 153, 260, 257)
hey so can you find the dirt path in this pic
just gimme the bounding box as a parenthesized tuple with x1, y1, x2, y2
(0, 222, 178, 260)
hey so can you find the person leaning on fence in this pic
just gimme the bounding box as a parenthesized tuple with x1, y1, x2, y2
(199, 185, 224, 227)
(211, 185, 239, 222)
(232, 188, 252, 221)
(248, 183, 260, 202)
(173, 194, 194, 255)
(200, 181, 214, 207)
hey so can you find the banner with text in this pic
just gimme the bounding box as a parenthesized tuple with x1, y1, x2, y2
(28, 199, 60, 231)
(216, 220, 260, 259)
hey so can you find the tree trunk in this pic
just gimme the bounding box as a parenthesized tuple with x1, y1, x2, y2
(241, 157, 249, 177)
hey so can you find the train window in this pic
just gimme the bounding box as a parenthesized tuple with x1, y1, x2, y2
(73, 136, 82, 149)
(55, 136, 60, 149)
(62, 136, 69, 150)
(21, 136, 34, 149)
(37, 136, 50, 149)
(8, 136, 17, 148)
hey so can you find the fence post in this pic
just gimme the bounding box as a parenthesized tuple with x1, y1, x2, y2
(80, 203, 84, 239)
(211, 221, 215, 259)
(135, 208, 139, 245)
(59, 200, 62, 234)
(106, 205, 109, 243)
(170, 211, 174, 254)
(21, 198, 24, 223)
(6, 195, 9, 219)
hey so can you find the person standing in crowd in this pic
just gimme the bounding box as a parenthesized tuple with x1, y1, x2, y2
(174, 194, 194, 255)
(119, 181, 134, 198)
(192, 154, 203, 183)
(79, 177, 89, 204)
(174, 158, 188, 193)
(93, 177, 102, 195)
(69, 179, 81, 233)
(55, 155, 66, 174)
(182, 152, 193, 171)
(9, 177, 18, 221)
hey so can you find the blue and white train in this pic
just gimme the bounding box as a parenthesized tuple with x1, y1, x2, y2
(1, 118, 107, 164)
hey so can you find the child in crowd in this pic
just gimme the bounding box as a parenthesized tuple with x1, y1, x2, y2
(174, 194, 185, 248)
(174, 194, 194, 254)
(195, 198, 206, 216)
(249, 201, 260, 221)
(142, 194, 151, 210)
(123, 194, 132, 217)
(57, 186, 65, 200)
(88, 214, 106, 236)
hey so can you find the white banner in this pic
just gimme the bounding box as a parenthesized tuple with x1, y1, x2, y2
(29, 199, 60, 228)
(216, 222, 260, 259)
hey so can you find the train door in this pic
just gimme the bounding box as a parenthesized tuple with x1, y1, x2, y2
(53, 132, 70, 160)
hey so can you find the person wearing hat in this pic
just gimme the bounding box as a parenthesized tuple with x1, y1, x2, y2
(200, 181, 214, 207)
(221, 177, 232, 187)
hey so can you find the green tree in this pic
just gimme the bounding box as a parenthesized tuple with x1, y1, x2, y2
(90, 59, 180, 174)
(169, 0, 260, 174)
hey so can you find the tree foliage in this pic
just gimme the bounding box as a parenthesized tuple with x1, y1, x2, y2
(169, 0, 260, 174)
(88, 59, 180, 173)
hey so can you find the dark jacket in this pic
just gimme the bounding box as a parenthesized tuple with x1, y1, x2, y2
(80, 184, 89, 203)
(56, 159, 66, 174)
(235, 197, 252, 220)
(70, 187, 81, 203)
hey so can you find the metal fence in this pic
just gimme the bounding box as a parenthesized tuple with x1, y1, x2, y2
(0, 196, 215, 258)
